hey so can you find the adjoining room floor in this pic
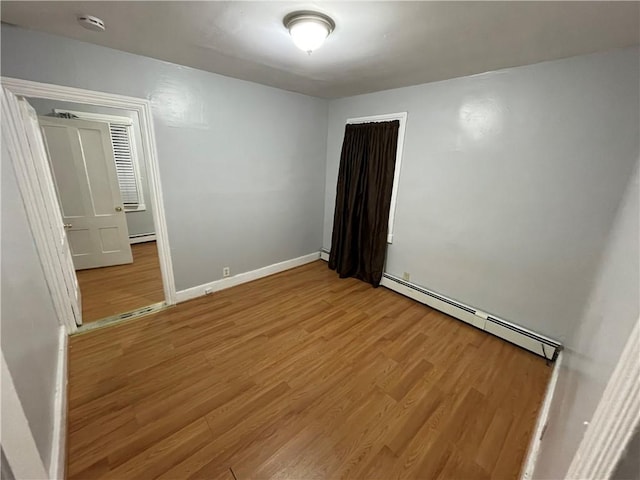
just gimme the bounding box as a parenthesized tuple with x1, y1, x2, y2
(75, 241, 164, 323)
(67, 260, 551, 479)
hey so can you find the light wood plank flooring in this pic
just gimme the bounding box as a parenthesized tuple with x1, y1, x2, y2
(76, 241, 164, 323)
(68, 260, 551, 479)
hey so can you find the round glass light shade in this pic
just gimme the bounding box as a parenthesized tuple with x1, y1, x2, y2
(284, 12, 335, 54)
(289, 20, 329, 53)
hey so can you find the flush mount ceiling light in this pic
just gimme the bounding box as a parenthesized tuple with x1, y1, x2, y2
(284, 11, 335, 54)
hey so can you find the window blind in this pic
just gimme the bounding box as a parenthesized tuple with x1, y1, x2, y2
(109, 124, 140, 209)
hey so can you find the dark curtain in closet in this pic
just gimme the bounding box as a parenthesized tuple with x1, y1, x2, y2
(329, 120, 399, 287)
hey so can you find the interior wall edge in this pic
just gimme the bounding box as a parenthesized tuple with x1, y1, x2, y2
(567, 317, 640, 478)
(521, 350, 564, 480)
(49, 325, 68, 480)
(531, 161, 639, 478)
(0, 352, 48, 479)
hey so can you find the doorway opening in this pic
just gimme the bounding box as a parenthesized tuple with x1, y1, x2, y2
(28, 99, 164, 326)
(3, 77, 176, 334)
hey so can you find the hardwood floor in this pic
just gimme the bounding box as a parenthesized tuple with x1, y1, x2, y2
(76, 241, 164, 323)
(67, 260, 551, 479)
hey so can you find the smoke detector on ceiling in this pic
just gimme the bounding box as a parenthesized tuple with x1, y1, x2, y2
(77, 15, 105, 32)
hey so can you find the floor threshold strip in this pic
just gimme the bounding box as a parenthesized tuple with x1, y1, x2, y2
(73, 301, 167, 335)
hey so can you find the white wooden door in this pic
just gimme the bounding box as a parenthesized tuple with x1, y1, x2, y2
(17, 99, 83, 325)
(38, 116, 133, 270)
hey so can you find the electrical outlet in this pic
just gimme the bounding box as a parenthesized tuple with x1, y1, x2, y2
(223, 267, 230, 277)
(403, 272, 410, 281)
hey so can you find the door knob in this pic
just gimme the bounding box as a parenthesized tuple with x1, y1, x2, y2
(115, 206, 123, 212)
(63, 223, 73, 230)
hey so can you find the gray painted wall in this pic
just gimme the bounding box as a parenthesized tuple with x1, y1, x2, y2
(1, 24, 328, 291)
(533, 163, 639, 478)
(26, 98, 155, 237)
(3, 23, 638, 478)
(1, 142, 61, 472)
(323, 47, 639, 342)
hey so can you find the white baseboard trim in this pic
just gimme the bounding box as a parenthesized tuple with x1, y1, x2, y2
(50, 325, 68, 479)
(521, 350, 564, 480)
(320, 250, 330, 261)
(129, 233, 156, 244)
(175, 252, 321, 303)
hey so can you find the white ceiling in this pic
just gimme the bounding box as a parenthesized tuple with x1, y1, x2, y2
(2, 1, 639, 98)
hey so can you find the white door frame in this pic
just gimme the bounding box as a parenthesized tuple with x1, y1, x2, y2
(2, 76, 177, 333)
(346, 112, 407, 244)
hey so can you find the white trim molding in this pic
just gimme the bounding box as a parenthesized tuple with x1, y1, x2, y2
(566, 317, 640, 479)
(2, 88, 79, 332)
(52, 108, 133, 125)
(521, 350, 564, 480)
(50, 326, 68, 480)
(346, 112, 407, 244)
(1, 77, 177, 311)
(176, 252, 321, 303)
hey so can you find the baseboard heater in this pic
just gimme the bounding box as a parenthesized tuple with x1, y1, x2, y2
(129, 233, 156, 245)
(320, 249, 561, 361)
